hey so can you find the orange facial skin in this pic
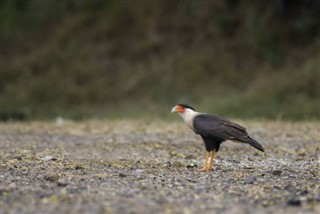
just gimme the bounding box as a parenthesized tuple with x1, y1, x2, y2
(175, 105, 185, 113)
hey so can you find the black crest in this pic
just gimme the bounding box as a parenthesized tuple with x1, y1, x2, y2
(178, 104, 196, 111)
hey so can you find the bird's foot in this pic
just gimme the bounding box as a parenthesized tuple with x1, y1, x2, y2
(197, 167, 208, 172)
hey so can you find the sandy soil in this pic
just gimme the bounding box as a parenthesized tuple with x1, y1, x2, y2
(1, 120, 319, 214)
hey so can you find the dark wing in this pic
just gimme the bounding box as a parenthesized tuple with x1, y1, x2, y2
(193, 114, 265, 152)
(193, 114, 247, 140)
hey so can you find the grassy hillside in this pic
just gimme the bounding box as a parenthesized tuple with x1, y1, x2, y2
(1, 0, 320, 120)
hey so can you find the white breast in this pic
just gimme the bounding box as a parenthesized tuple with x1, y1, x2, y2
(178, 109, 200, 133)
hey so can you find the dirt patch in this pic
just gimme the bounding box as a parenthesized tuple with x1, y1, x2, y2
(1, 120, 319, 213)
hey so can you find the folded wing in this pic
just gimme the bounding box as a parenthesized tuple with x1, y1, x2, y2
(193, 114, 264, 152)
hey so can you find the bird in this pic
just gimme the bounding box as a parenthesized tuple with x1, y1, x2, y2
(171, 104, 265, 172)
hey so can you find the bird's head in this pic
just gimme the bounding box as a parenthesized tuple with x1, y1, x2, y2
(171, 104, 198, 127)
(171, 104, 196, 114)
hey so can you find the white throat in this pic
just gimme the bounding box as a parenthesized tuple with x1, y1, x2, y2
(178, 109, 199, 132)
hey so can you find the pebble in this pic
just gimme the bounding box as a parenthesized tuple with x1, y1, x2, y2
(75, 165, 84, 170)
(119, 173, 127, 178)
(44, 173, 59, 182)
(287, 198, 301, 206)
(12, 155, 22, 160)
(284, 184, 296, 193)
(186, 163, 197, 168)
(299, 189, 309, 196)
(244, 176, 257, 184)
(243, 165, 255, 169)
(0, 183, 16, 193)
(37, 156, 58, 161)
(57, 179, 69, 187)
(0, 164, 7, 168)
(272, 170, 282, 176)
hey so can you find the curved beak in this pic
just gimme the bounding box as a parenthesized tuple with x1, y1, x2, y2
(171, 105, 185, 113)
(171, 106, 177, 113)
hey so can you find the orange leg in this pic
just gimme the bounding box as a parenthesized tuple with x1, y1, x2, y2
(198, 151, 210, 172)
(208, 150, 216, 171)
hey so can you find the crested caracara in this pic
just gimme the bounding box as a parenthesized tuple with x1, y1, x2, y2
(171, 104, 265, 172)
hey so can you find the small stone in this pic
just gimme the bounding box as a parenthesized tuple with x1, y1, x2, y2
(8, 159, 18, 164)
(186, 163, 197, 168)
(284, 184, 296, 193)
(172, 161, 182, 167)
(300, 189, 309, 196)
(231, 159, 240, 164)
(244, 176, 256, 184)
(0, 183, 16, 193)
(8, 183, 16, 190)
(156, 198, 168, 204)
(187, 178, 196, 183)
(75, 165, 84, 170)
(119, 173, 127, 178)
(287, 198, 301, 206)
(243, 165, 255, 169)
(57, 179, 69, 187)
(21, 170, 28, 175)
(37, 156, 57, 161)
(272, 170, 282, 176)
(0, 164, 7, 168)
(44, 173, 59, 182)
(169, 151, 177, 157)
(12, 155, 22, 160)
(194, 186, 205, 194)
(185, 154, 195, 159)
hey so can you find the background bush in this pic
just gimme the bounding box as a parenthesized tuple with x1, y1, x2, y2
(1, 0, 319, 120)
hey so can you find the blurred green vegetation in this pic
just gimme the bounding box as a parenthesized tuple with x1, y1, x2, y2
(1, 0, 320, 120)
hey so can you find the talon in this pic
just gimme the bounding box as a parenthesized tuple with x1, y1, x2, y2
(197, 167, 208, 172)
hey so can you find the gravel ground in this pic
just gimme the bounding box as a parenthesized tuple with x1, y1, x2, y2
(1, 120, 319, 214)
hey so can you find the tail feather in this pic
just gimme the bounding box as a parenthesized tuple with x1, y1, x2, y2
(245, 137, 265, 152)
